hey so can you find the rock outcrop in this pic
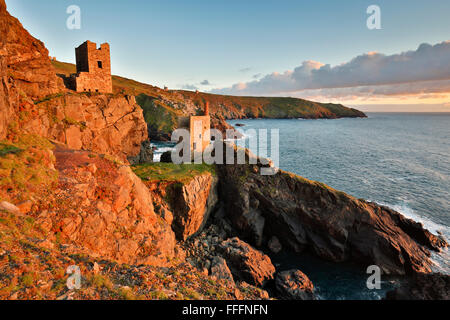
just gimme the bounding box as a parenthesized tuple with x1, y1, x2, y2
(36, 146, 178, 266)
(217, 237, 275, 286)
(210, 256, 234, 283)
(0, 0, 63, 101)
(128, 140, 154, 164)
(25, 93, 148, 162)
(146, 173, 219, 241)
(216, 157, 447, 275)
(385, 273, 450, 300)
(169, 174, 219, 241)
(275, 270, 315, 300)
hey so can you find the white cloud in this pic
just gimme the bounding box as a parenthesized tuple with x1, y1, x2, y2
(212, 41, 450, 97)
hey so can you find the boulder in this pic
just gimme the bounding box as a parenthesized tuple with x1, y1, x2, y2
(160, 151, 172, 163)
(0, 201, 20, 214)
(128, 140, 154, 164)
(385, 273, 450, 300)
(217, 237, 275, 287)
(210, 256, 234, 283)
(268, 236, 282, 254)
(275, 269, 315, 300)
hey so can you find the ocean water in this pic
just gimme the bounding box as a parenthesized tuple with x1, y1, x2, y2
(152, 141, 176, 162)
(229, 113, 450, 299)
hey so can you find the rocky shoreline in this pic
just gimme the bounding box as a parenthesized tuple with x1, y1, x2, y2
(1, 0, 448, 300)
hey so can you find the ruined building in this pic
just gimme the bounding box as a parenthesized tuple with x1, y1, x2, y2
(70, 41, 113, 93)
(178, 102, 211, 152)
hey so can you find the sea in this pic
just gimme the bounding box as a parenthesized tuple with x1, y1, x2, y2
(228, 113, 450, 300)
(151, 113, 450, 300)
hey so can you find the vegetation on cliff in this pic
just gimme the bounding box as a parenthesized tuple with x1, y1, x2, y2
(132, 163, 215, 183)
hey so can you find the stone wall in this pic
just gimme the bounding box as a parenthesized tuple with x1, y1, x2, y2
(74, 41, 112, 93)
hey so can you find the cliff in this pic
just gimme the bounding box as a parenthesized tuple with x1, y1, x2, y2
(1, 0, 447, 301)
(0, 2, 271, 300)
(132, 163, 219, 241)
(51, 60, 366, 141)
(0, 1, 147, 161)
(215, 149, 447, 275)
(385, 273, 450, 300)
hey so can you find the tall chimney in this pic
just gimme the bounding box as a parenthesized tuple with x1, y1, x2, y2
(205, 101, 210, 116)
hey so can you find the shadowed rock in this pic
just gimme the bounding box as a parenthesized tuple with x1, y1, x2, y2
(217, 237, 275, 287)
(276, 270, 315, 300)
(216, 153, 447, 275)
(385, 273, 450, 300)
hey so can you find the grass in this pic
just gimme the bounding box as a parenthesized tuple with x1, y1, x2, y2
(0, 135, 57, 199)
(20, 273, 35, 287)
(0, 143, 23, 157)
(136, 94, 183, 138)
(132, 163, 215, 183)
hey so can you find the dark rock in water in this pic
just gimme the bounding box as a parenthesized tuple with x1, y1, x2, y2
(276, 269, 315, 300)
(128, 140, 153, 164)
(160, 151, 173, 163)
(217, 237, 275, 287)
(268, 236, 282, 254)
(216, 145, 447, 275)
(385, 273, 450, 300)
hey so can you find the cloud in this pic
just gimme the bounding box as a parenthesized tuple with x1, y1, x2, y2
(295, 79, 450, 99)
(200, 80, 211, 86)
(253, 73, 262, 79)
(181, 84, 198, 91)
(239, 67, 252, 73)
(212, 41, 450, 97)
(444, 102, 450, 107)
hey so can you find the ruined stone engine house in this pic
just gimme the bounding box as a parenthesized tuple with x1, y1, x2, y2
(70, 40, 113, 94)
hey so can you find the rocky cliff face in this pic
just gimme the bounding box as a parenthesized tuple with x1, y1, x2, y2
(216, 158, 447, 275)
(144, 173, 219, 241)
(0, 0, 63, 101)
(1, 1, 172, 266)
(43, 146, 177, 265)
(169, 174, 219, 241)
(23, 93, 147, 162)
(385, 273, 450, 300)
(0, 1, 147, 161)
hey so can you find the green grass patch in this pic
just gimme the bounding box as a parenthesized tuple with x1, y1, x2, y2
(132, 163, 215, 183)
(0, 143, 23, 157)
(0, 135, 57, 193)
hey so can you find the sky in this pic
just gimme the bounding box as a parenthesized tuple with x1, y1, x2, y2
(5, 0, 450, 111)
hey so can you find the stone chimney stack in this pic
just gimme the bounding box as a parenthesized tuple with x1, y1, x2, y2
(205, 101, 210, 116)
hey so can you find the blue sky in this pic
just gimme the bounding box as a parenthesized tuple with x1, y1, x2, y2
(5, 0, 450, 110)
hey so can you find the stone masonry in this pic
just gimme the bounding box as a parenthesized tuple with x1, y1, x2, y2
(72, 40, 113, 93)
